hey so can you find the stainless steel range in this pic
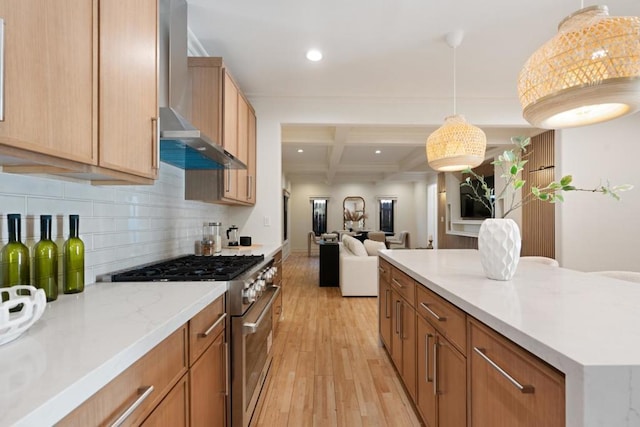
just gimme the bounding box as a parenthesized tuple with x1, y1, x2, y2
(101, 253, 280, 427)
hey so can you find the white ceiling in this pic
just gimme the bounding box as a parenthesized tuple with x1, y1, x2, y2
(186, 0, 639, 184)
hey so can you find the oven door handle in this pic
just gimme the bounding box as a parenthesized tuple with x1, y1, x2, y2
(243, 286, 281, 334)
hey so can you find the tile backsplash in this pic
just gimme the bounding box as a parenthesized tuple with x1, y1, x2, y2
(0, 164, 228, 285)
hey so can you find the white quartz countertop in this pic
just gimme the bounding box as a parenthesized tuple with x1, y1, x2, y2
(0, 281, 227, 426)
(380, 249, 640, 427)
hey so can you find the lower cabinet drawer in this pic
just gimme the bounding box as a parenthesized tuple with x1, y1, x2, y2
(59, 325, 188, 427)
(469, 319, 565, 427)
(189, 294, 226, 366)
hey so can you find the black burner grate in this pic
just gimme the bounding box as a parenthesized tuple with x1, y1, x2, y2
(110, 254, 265, 282)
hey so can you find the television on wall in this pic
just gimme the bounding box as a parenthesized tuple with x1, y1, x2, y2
(460, 176, 494, 219)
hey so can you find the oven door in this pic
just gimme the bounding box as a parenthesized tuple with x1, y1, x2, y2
(231, 285, 280, 427)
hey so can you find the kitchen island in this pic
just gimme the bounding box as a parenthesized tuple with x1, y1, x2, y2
(0, 245, 281, 427)
(379, 249, 640, 427)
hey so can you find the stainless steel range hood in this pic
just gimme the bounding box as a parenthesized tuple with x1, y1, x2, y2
(159, 0, 246, 170)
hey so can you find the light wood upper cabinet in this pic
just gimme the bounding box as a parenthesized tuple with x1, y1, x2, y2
(0, 0, 96, 164)
(0, 0, 158, 184)
(188, 57, 256, 205)
(98, 0, 158, 180)
(246, 107, 257, 204)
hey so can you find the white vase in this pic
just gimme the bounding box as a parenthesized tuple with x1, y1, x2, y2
(478, 218, 521, 281)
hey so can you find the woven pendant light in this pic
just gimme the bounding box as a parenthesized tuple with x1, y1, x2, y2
(518, 6, 640, 129)
(427, 31, 486, 172)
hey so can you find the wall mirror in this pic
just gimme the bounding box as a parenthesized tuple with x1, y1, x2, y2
(343, 196, 365, 230)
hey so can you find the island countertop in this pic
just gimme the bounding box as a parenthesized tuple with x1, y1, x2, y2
(379, 249, 640, 427)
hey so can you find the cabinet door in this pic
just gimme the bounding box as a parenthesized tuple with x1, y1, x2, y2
(379, 279, 393, 351)
(391, 292, 403, 370)
(190, 332, 227, 427)
(222, 71, 238, 156)
(401, 300, 417, 401)
(0, 0, 95, 164)
(435, 336, 466, 427)
(237, 94, 249, 202)
(142, 374, 189, 427)
(469, 320, 565, 427)
(417, 316, 437, 427)
(99, 0, 158, 179)
(246, 107, 257, 204)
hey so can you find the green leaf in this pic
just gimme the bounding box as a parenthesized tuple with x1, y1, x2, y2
(560, 175, 573, 186)
(510, 165, 518, 176)
(538, 193, 549, 201)
(555, 194, 564, 202)
(513, 180, 525, 190)
(503, 151, 516, 162)
(531, 187, 540, 197)
(563, 185, 576, 191)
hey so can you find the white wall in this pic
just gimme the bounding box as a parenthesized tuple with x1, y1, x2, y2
(288, 180, 422, 252)
(0, 164, 229, 285)
(556, 114, 640, 271)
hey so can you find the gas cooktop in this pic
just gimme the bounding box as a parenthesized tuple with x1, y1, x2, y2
(109, 254, 265, 282)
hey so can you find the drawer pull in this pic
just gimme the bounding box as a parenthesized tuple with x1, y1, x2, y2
(199, 312, 227, 338)
(473, 347, 535, 394)
(395, 301, 401, 335)
(385, 289, 391, 319)
(110, 385, 154, 427)
(420, 302, 446, 322)
(391, 278, 404, 289)
(433, 340, 439, 395)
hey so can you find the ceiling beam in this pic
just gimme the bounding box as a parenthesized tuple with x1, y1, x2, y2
(326, 126, 349, 185)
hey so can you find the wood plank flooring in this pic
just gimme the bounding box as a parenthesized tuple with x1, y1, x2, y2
(252, 253, 422, 427)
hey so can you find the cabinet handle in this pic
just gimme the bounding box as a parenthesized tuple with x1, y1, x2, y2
(247, 175, 253, 200)
(391, 278, 404, 289)
(395, 301, 401, 335)
(109, 385, 155, 427)
(223, 341, 229, 396)
(378, 266, 386, 274)
(473, 347, 535, 394)
(226, 167, 231, 193)
(151, 117, 158, 169)
(420, 302, 446, 322)
(0, 18, 4, 121)
(425, 333, 433, 384)
(384, 289, 390, 319)
(433, 340, 439, 395)
(199, 313, 227, 338)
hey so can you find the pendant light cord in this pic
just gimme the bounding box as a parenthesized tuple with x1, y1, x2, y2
(452, 44, 457, 115)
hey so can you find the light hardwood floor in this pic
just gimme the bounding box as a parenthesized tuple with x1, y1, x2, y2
(252, 253, 422, 427)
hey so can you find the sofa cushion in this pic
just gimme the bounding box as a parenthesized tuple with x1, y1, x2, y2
(342, 235, 368, 257)
(363, 239, 386, 256)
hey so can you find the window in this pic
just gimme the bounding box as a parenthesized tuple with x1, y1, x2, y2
(311, 199, 328, 235)
(379, 199, 395, 233)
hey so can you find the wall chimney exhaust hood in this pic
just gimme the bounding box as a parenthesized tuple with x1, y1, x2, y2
(159, 0, 246, 170)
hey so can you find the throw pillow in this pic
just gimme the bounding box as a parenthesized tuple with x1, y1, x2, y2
(342, 235, 368, 257)
(363, 239, 386, 256)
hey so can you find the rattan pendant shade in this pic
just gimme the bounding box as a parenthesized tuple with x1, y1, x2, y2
(518, 6, 640, 129)
(426, 31, 486, 172)
(426, 115, 487, 171)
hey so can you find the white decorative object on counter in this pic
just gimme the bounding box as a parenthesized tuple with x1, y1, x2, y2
(478, 218, 521, 281)
(0, 285, 46, 346)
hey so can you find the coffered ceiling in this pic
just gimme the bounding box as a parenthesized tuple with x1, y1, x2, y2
(186, 0, 639, 183)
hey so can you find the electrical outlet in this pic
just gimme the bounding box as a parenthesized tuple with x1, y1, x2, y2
(263, 216, 271, 227)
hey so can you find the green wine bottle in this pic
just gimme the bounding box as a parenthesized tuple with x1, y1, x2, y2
(34, 215, 58, 301)
(63, 215, 84, 294)
(0, 213, 30, 290)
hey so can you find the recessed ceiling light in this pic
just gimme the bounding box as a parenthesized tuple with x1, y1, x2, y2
(297, 149, 304, 153)
(375, 150, 381, 154)
(306, 49, 323, 62)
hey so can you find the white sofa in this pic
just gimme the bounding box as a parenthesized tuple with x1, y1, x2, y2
(339, 235, 385, 296)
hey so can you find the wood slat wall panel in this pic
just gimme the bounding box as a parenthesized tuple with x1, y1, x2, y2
(522, 131, 555, 258)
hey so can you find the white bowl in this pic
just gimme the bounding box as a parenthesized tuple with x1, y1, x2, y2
(0, 286, 47, 346)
